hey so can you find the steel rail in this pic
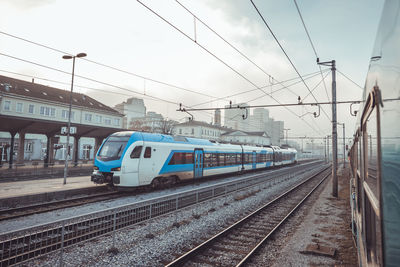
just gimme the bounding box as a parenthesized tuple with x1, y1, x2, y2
(0, 161, 322, 266)
(236, 169, 330, 266)
(165, 166, 330, 267)
(0, 191, 120, 222)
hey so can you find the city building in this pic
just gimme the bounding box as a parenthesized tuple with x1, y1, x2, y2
(220, 130, 271, 146)
(248, 108, 270, 132)
(214, 109, 221, 127)
(114, 97, 146, 129)
(224, 103, 249, 131)
(0, 74, 123, 166)
(172, 120, 228, 141)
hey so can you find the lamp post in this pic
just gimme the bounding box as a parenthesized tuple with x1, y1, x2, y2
(62, 53, 86, 185)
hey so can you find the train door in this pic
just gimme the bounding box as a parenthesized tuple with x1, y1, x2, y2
(252, 151, 257, 169)
(194, 148, 203, 178)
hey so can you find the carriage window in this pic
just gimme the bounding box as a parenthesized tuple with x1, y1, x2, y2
(144, 147, 151, 158)
(130, 146, 142, 159)
(168, 152, 193, 165)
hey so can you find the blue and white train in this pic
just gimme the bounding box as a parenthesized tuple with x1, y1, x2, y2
(91, 131, 297, 189)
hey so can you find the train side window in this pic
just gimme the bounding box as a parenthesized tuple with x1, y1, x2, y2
(144, 147, 151, 158)
(130, 146, 142, 159)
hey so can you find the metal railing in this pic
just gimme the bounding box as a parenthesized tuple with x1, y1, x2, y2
(0, 161, 324, 266)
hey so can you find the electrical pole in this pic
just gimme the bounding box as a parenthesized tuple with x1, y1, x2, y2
(324, 136, 327, 163)
(338, 122, 345, 169)
(318, 59, 338, 197)
(327, 135, 330, 162)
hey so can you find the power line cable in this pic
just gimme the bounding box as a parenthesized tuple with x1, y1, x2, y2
(293, 0, 330, 101)
(0, 30, 226, 101)
(0, 54, 224, 122)
(0, 52, 182, 106)
(250, 0, 330, 122)
(192, 69, 326, 108)
(137, 0, 324, 135)
(336, 69, 364, 90)
(302, 70, 331, 102)
(175, 0, 298, 97)
(137, 0, 268, 95)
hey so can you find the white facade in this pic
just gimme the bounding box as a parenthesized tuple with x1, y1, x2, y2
(172, 121, 228, 141)
(224, 103, 248, 131)
(220, 130, 271, 146)
(114, 97, 146, 129)
(268, 119, 284, 145)
(0, 95, 122, 128)
(248, 108, 270, 132)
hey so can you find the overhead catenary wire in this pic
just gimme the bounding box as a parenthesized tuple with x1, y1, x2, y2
(0, 52, 183, 106)
(174, 0, 326, 134)
(174, 0, 298, 97)
(293, 0, 330, 101)
(192, 69, 328, 108)
(0, 53, 323, 136)
(336, 69, 364, 90)
(0, 30, 226, 101)
(137, 0, 325, 135)
(250, 0, 330, 123)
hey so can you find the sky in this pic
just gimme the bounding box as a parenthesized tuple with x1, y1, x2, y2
(0, 0, 385, 144)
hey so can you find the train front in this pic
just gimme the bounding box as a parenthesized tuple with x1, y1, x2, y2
(91, 132, 134, 185)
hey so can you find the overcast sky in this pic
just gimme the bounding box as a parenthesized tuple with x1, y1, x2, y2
(0, 0, 385, 143)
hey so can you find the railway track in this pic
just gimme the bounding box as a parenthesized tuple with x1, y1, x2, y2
(0, 161, 325, 266)
(0, 160, 319, 223)
(0, 191, 122, 222)
(165, 166, 330, 267)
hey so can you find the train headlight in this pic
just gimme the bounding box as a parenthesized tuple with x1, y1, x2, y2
(111, 167, 121, 172)
(93, 166, 99, 170)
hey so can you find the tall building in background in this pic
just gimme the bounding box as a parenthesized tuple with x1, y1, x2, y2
(224, 103, 248, 131)
(214, 109, 221, 127)
(114, 97, 146, 129)
(268, 119, 284, 145)
(249, 108, 270, 132)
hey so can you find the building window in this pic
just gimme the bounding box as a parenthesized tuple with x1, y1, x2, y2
(40, 106, 56, 117)
(95, 115, 102, 124)
(113, 118, 120, 126)
(3, 100, 11, 111)
(105, 118, 111, 125)
(28, 104, 34, 114)
(191, 128, 194, 134)
(179, 129, 182, 134)
(16, 103, 23, 113)
(85, 113, 92, 122)
(62, 110, 75, 120)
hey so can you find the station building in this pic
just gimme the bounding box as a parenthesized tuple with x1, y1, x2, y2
(0, 75, 124, 167)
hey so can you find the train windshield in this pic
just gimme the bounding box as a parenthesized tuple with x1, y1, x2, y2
(98, 136, 130, 161)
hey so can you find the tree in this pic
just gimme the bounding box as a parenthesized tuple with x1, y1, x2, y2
(159, 119, 177, 134)
(129, 119, 151, 132)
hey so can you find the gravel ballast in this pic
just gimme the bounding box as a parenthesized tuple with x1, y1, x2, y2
(23, 165, 325, 266)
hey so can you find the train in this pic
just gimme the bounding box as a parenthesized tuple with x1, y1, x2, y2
(348, 1, 400, 266)
(91, 131, 297, 189)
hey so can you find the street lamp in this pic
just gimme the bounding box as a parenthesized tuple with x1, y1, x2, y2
(62, 52, 86, 185)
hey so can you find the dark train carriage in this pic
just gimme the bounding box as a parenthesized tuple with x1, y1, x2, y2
(349, 1, 400, 266)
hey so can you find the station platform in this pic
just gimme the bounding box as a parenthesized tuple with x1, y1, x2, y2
(0, 175, 106, 208)
(272, 167, 358, 266)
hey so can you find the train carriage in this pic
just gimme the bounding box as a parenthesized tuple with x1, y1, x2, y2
(91, 131, 296, 189)
(349, 1, 400, 266)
